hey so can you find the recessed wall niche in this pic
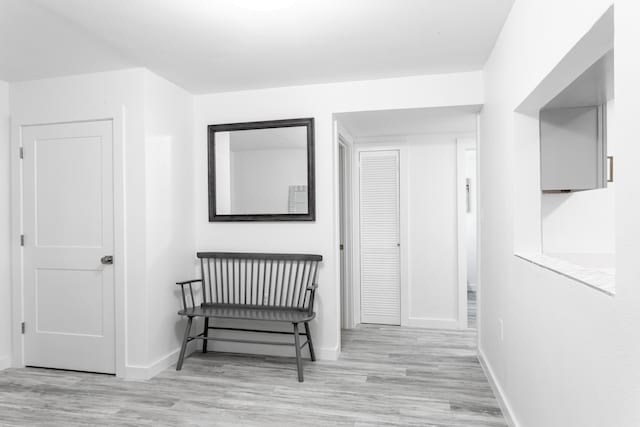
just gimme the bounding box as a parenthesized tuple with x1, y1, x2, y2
(513, 7, 615, 295)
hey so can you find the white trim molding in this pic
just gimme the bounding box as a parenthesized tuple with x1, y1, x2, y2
(125, 342, 198, 380)
(405, 317, 459, 329)
(478, 348, 520, 427)
(0, 355, 11, 371)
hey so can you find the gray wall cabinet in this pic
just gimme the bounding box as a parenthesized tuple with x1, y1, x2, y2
(540, 105, 607, 192)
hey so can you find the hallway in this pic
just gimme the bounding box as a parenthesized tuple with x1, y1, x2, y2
(0, 325, 504, 426)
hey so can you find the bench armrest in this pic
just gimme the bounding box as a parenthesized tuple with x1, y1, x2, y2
(176, 279, 202, 285)
(176, 279, 202, 311)
(306, 283, 318, 290)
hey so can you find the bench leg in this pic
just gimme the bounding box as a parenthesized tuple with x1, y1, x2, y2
(293, 322, 304, 382)
(304, 321, 316, 361)
(176, 316, 193, 371)
(203, 317, 209, 353)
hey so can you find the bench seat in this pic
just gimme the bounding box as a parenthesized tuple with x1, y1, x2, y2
(178, 305, 316, 323)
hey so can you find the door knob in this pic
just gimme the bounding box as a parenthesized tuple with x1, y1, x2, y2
(101, 255, 113, 265)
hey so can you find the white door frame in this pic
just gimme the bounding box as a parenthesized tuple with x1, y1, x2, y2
(337, 130, 356, 329)
(456, 138, 476, 329)
(474, 113, 483, 337)
(352, 138, 409, 326)
(11, 110, 126, 377)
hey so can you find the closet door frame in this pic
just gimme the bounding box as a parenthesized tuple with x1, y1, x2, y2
(352, 139, 410, 326)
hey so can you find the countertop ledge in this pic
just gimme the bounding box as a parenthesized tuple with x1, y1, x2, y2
(514, 252, 615, 296)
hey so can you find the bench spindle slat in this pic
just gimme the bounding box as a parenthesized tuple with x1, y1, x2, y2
(244, 259, 248, 305)
(284, 261, 294, 307)
(199, 259, 206, 302)
(275, 260, 282, 307)
(267, 261, 272, 305)
(247, 260, 254, 304)
(301, 261, 310, 308)
(292, 260, 301, 308)
(258, 259, 267, 304)
(296, 261, 308, 308)
(232, 259, 236, 304)
(204, 259, 210, 303)
(235, 259, 239, 304)
(281, 261, 288, 307)
(224, 258, 229, 304)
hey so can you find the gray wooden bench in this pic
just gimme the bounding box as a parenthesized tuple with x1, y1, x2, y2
(175, 252, 322, 382)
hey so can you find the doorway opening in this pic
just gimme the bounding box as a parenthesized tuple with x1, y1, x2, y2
(335, 106, 480, 332)
(457, 140, 478, 330)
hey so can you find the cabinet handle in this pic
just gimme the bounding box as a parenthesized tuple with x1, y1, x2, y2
(608, 156, 614, 183)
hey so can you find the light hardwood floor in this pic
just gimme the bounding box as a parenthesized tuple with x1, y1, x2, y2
(468, 289, 477, 329)
(0, 325, 505, 426)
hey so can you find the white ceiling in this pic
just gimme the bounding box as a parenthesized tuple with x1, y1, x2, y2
(0, 0, 513, 94)
(337, 106, 479, 138)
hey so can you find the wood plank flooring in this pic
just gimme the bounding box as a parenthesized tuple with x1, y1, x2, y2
(468, 289, 477, 329)
(0, 325, 505, 426)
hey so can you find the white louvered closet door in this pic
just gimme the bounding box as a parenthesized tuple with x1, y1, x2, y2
(359, 150, 400, 325)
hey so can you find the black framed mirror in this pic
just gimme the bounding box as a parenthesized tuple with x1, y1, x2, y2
(208, 117, 315, 221)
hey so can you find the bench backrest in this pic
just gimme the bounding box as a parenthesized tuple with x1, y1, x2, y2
(197, 252, 322, 312)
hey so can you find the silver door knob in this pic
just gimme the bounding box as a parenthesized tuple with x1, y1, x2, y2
(101, 255, 113, 265)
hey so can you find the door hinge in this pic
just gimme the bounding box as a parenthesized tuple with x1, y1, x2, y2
(21, 322, 25, 334)
(19, 147, 23, 159)
(20, 235, 24, 246)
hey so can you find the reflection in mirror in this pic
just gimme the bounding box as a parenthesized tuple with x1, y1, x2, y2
(215, 126, 308, 215)
(208, 118, 315, 221)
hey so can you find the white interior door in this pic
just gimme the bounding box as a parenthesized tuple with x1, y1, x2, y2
(23, 120, 115, 374)
(359, 150, 400, 325)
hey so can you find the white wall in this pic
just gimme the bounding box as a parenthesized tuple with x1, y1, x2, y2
(0, 81, 10, 369)
(195, 72, 483, 358)
(9, 68, 196, 378)
(231, 148, 306, 214)
(143, 70, 196, 371)
(10, 69, 148, 373)
(406, 133, 471, 326)
(480, 2, 640, 426)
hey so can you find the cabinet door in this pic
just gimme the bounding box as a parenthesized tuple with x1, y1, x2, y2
(540, 106, 606, 191)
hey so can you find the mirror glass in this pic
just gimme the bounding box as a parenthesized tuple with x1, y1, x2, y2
(208, 118, 315, 221)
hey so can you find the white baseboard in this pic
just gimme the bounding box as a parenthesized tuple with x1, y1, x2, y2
(0, 355, 11, 371)
(124, 341, 198, 380)
(478, 348, 519, 427)
(315, 345, 339, 361)
(405, 317, 459, 329)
